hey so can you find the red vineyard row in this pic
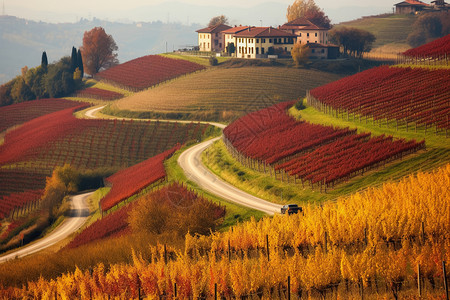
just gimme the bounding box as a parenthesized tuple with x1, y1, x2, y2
(76, 88, 123, 101)
(95, 55, 206, 91)
(100, 146, 180, 211)
(0, 98, 83, 133)
(402, 34, 450, 59)
(0, 107, 210, 201)
(223, 102, 424, 188)
(309, 66, 450, 130)
(67, 183, 226, 249)
(66, 201, 134, 249)
(0, 189, 43, 220)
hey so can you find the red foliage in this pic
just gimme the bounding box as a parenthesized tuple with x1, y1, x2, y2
(0, 189, 43, 219)
(0, 104, 90, 165)
(76, 88, 123, 101)
(95, 55, 206, 91)
(310, 66, 450, 130)
(65, 202, 134, 249)
(403, 34, 450, 59)
(67, 183, 226, 249)
(0, 98, 84, 133)
(224, 102, 424, 187)
(100, 146, 181, 211)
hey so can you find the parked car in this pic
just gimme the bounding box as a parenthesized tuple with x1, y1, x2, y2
(281, 204, 302, 215)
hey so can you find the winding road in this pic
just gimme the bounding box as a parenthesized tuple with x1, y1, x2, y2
(0, 105, 280, 261)
(86, 105, 282, 215)
(0, 192, 92, 263)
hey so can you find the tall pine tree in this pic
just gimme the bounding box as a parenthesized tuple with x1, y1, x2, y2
(41, 51, 48, 71)
(70, 46, 78, 72)
(77, 49, 84, 78)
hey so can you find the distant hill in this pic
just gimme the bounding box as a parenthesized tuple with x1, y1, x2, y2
(0, 16, 200, 84)
(336, 14, 417, 52)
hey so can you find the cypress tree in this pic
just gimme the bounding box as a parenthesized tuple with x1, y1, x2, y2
(70, 46, 78, 72)
(41, 51, 48, 71)
(77, 49, 84, 78)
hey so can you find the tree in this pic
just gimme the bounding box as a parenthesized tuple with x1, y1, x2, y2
(45, 57, 77, 98)
(226, 42, 236, 55)
(330, 27, 375, 58)
(80, 27, 118, 76)
(287, 0, 331, 29)
(70, 46, 78, 72)
(407, 12, 449, 47)
(41, 51, 48, 71)
(77, 49, 84, 78)
(208, 15, 229, 27)
(291, 43, 310, 66)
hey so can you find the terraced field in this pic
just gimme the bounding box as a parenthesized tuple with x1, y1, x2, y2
(112, 67, 343, 121)
(337, 14, 417, 49)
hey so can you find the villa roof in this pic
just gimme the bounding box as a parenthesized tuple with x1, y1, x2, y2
(234, 27, 296, 38)
(280, 17, 328, 31)
(395, 0, 430, 6)
(196, 24, 232, 34)
(222, 26, 252, 34)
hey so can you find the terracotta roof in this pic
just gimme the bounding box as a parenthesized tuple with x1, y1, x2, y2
(280, 17, 328, 31)
(234, 27, 296, 38)
(196, 24, 232, 34)
(222, 26, 252, 34)
(395, 0, 430, 6)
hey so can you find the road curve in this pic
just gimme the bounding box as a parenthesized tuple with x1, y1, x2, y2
(85, 106, 281, 214)
(178, 137, 282, 215)
(0, 192, 92, 263)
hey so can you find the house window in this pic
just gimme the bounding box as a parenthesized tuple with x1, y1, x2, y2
(262, 47, 265, 54)
(307, 33, 310, 37)
(315, 33, 317, 37)
(256, 47, 259, 54)
(262, 38, 266, 43)
(208, 43, 210, 49)
(269, 39, 272, 43)
(256, 39, 259, 43)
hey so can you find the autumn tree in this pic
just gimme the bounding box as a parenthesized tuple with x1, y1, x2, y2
(287, 0, 331, 29)
(208, 15, 229, 27)
(80, 27, 118, 76)
(407, 11, 450, 47)
(291, 43, 310, 66)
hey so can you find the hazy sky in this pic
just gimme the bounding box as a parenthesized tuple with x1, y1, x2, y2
(4, 0, 398, 24)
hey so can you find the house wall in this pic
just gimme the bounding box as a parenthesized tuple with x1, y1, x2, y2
(309, 47, 328, 59)
(235, 37, 295, 59)
(198, 33, 211, 52)
(296, 30, 328, 45)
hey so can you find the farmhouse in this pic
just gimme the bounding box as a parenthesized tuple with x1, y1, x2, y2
(196, 23, 232, 52)
(233, 27, 296, 59)
(305, 43, 340, 59)
(222, 26, 252, 55)
(279, 17, 330, 45)
(394, 0, 430, 14)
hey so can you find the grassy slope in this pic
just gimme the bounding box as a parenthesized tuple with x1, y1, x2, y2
(111, 66, 343, 122)
(336, 14, 417, 51)
(201, 102, 450, 206)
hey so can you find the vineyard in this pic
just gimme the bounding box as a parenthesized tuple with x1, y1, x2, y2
(1, 165, 448, 299)
(0, 105, 214, 220)
(223, 102, 424, 190)
(100, 146, 180, 211)
(401, 34, 450, 64)
(112, 67, 343, 121)
(0, 98, 84, 134)
(76, 87, 123, 101)
(94, 55, 206, 91)
(308, 66, 450, 135)
(67, 183, 226, 250)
